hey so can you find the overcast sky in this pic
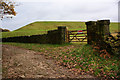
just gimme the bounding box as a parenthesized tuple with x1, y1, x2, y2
(1, 0, 119, 31)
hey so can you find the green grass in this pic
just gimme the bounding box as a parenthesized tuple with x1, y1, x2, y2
(2, 42, 72, 51)
(15, 21, 86, 31)
(110, 22, 119, 33)
(2, 21, 119, 38)
(2, 30, 47, 38)
(2, 21, 86, 38)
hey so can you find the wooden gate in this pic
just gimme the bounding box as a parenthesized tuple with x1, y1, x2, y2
(67, 30, 87, 42)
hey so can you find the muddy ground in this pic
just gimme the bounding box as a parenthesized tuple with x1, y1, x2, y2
(2, 44, 97, 79)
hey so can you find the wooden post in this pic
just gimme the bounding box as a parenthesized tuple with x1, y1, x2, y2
(65, 27, 69, 43)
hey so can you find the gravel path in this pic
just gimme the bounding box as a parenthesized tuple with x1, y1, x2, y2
(2, 44, 96, 79)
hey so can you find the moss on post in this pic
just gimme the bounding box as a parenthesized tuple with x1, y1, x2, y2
(58, 26, 67, 44)
(85, 21, 97, 45)
(85, 20, 110, 45)
(97, 20, 110, 40)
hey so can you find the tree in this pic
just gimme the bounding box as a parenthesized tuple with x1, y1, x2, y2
(0, 0, 16, 19)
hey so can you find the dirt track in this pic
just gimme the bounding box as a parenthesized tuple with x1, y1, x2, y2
(2, 44, 96, 79)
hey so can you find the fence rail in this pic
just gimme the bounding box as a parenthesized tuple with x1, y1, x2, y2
(67, 30, 87, 42)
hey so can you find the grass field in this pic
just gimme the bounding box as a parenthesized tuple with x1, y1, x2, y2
(2, 21, 120, 79)
(2, 22, 85, 38)
(2, 21, 119, 38)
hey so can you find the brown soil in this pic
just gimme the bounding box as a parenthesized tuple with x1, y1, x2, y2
(2, 44, 96, 79)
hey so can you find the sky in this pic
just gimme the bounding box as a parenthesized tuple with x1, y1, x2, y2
(1, 0, 119, 31)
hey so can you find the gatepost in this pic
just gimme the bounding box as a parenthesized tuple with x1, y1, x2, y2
(85, 20, 110, 45)
(58, 26, 67, 44)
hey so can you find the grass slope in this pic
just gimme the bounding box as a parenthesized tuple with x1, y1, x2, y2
(15, 21, 86, 31)
(2, 21, 118, 38)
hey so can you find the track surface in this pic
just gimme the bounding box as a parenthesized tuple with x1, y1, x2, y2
(2, 44, 95, 79)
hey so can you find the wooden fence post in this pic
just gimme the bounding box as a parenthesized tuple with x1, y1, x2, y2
(66, 27, 69, 43)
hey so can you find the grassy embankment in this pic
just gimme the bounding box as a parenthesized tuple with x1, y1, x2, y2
(2, 21, 120, 79)
(2, 22, 118, 38)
